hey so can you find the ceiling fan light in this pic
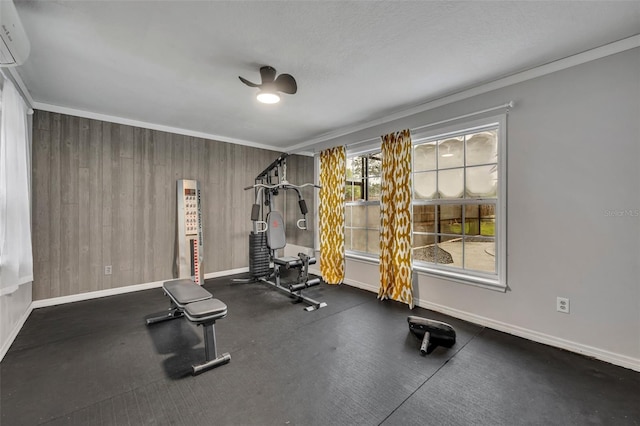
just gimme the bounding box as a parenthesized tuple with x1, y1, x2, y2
(257, 91, 280, 104)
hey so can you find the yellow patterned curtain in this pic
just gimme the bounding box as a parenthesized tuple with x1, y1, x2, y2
(378, 129, 413, 308)
(319, 146, 346, 284)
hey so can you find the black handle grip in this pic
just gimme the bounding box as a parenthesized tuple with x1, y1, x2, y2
(251, 204, 260, 221)
(299, 200, 308, 215)
(420, 331, 431, 355)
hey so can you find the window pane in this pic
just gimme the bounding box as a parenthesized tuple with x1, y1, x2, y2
(438, 168, 464, 199)
(352, 229, 367, 252)
(347, 157, 362, 179)
(439, 204, 463, 235)
(480, 204, 496, 236)
(414, 171, 436, 199)
(345, 228, 352, 251)
(436, 239, 462, 267)
(414, 142, 436, 171)
(464, 204, 480, 236)
(466, 165, 497, 198)
(438, 137, 464, 168)
(368, 177, 381, 201)
(352, 205, 366, 227)
(345, 205, 353, 227)
(367, 154, 382, 177)
(346, 181, 364, 201)
(413, 204, 435, 233)
(356, 183, 364, 201)
(367, 204, 380, 228)
(481, 218, 496, 237)
(414, 242, 455, 265)
(413, 233, 436, 248)
(345, 182, 354, 202)
(367, 229, 380, 254)
(466, 130, 497, 166)
(463, 236, 495, 273)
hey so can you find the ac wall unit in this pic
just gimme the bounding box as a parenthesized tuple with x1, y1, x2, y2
(0, 0, 30, 66)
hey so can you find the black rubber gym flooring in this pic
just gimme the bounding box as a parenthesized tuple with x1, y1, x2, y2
(1, 274, 639, 425)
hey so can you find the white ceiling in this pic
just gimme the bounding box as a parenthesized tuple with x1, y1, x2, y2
(13, 1, 640, 152)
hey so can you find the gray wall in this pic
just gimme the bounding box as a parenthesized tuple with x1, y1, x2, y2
(318, 48, 640, 367)
(31, 111, 314, 300)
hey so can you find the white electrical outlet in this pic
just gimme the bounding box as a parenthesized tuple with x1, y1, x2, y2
(104, 265, 112, 275)
(557, 297, 570, 314)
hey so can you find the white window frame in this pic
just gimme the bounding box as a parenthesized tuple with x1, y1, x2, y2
(344, 148, 381, 261)
(335, 113, 507, 290)
(411, 114, 507, 291)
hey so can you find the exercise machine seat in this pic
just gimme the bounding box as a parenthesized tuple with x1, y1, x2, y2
(274, 255, 317, 267)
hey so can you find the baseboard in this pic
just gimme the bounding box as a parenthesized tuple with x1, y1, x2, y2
(31, 267, 250, 310)
(0, 303, 34, 362)
(416, 298, 640, 372)
(343, 276, 379, 293)
(204, 267, 249, 279)
(339, 280, 640, 372)
(31, 280, 166, 309)
(311, 269, 371, 289)
(309, 270, 380, 292)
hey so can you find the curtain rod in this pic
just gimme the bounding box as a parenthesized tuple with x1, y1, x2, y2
(411, 101, 513, 133)
(345, 101, 514, 151)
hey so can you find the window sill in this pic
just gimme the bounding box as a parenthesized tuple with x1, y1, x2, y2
(344, 253, 506, 292)
(413, 264, 507, 292)
(345, 252, 380, 265)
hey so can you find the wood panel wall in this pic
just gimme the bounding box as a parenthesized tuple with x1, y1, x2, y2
(31, 111, 315, 300)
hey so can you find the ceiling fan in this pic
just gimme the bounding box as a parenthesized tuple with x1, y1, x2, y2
(239, 66, 297, 104)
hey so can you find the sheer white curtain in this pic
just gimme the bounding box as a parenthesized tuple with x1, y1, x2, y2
(0, 79, 33, 295)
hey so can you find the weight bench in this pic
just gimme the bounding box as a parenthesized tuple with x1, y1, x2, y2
(146, 279, 231, 375)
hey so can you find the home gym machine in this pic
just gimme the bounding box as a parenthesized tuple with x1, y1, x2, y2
(238, 153, 326, 311)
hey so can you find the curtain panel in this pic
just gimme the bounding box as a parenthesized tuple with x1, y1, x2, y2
(378, 129, 413, 308)
(0, 79, 33, 295)
(319, 146, 346, 284)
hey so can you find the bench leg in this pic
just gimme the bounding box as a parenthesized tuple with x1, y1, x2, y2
(146, 300, 184, 325)
(192, 322, 231, 375)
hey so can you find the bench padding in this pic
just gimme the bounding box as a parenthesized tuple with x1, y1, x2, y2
(274, 256, 316, 267)
(184, 298, 227, 322)
(164, 279, 212, 307)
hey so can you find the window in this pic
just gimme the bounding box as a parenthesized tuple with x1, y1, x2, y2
(412, 115, 505, 289)
(345, 152, 382, 256)
(340, 114, 506, 289)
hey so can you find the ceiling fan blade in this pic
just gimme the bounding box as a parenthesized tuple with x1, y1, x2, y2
(260, 66, 277, 83)
(275, 74, 297, 94)
(238, 76, 260, 88)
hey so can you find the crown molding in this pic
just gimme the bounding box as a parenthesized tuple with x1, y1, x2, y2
(288, 34, 640, 153)
(32, 101, 287, 152)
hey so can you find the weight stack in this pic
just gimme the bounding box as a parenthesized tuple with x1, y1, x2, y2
(249, 232, 270, 278)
